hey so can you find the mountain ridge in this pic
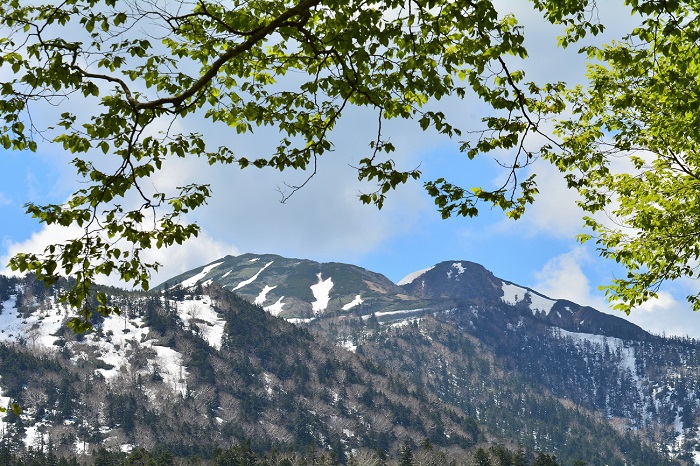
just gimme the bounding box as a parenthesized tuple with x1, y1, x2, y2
(159, 254, 650, 342)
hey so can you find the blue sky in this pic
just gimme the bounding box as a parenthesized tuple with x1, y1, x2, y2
(2, 2, 699, 338)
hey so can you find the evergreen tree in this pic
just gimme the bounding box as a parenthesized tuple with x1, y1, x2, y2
(398, 440, 413, 466)
(471, 448, 492, 466)
(489, 446, 513, 466)
(532, 453, 559, 466)
(512, 450, 528, 466)
(216, 446, 257, 466)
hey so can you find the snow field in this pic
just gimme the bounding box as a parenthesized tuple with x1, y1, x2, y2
(342, 295, 363, 311)
(500, 283, 555, 315)
(90, 312, 189, 396)
(232, 261, 273, 291)
(179, 261, 224, 288)
(0, 383, 10, 438)
(179, 297, 227, 350)
(0, 296, 66, 347)
(397, 266, 435, 286)
(310, 273, 334, 313)
(528, 293, 556, 316)
(501, 283, 525, 306)
(265, 297, 286, 316)
(254, 285, 277, 305)
(151, 345, 188, 396)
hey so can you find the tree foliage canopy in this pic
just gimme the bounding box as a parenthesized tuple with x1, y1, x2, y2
(548, 0, 700, 313)
(0, 0, 696, 328)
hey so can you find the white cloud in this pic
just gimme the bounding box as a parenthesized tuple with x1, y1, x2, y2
(532, 247, 607, 309)
(0, 223, 84, 276)
(635, 291, 679, 314)
(0, 221, 239, 289)
(624, 292, 700, 339)
(519, 162, 588, 239)
(532, 247, 700, 339)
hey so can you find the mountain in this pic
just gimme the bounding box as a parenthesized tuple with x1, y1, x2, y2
(397, 260, 650, 341)
(0, 254, 697, 465)
(157, 253, 424, 319)
(160, 256, 649, 341)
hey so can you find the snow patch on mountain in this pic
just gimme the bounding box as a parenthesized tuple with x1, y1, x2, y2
(501, 283, 526, 305)
(501, 283, 556, 316)
(0, 384, 10, 436)
(91, 311, 189, 394)
(528, 293, 556, 316)
(265, 297, 285, 316)
(94, 314, 151, 379)
(390, 317, 421, 328)
(342, 294, 363, 311)
(555, 328, 641, 394)
(398, 266, 435, 286)
(366, 308, 425, 321)
(0, 296, 65, 346)
(0, 293, 191, 397)
(254, 285, 277, 306)
(286, 317, 315, 324)
(180, 261, 224, 288)
(24, 425, 46, 450)
(232, 261, 273, 291)
(447, 262, 466, 279)
(0, 296, 25, 340)
(341, 340, 357, 352)
(180, 298, 226, 350)
(311, 273, 334, 313)
(150, 345, 188, 396)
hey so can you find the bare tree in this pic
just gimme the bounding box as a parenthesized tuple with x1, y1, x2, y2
(22, 386, 48, 413)
(186, 304, 202, 321)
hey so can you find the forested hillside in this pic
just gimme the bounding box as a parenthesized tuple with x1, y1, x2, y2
(1, 254, 697, 464)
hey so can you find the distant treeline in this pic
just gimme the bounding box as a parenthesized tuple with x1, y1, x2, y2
(0, 438, 592, 466)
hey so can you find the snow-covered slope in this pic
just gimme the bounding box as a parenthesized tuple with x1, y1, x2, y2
(397, 266, 435, 286)
(501, 282, 556, 316)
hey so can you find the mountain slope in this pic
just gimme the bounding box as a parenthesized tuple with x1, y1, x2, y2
(157, 254, 423, 319)
(0, 276, 478, 458)
(0, 254, 694, 465)
(165, 253, 695, 463)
